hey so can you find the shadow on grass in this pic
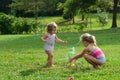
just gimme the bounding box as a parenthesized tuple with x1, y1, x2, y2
(19, 67, 42, 76)
(19, 63, 54, 76)
(19, 65, 64, 76)
(19, 64, 101, 76)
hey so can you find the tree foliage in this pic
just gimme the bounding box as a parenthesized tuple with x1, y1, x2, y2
(96, 0, 113, 11)
(9, 0, 45, 19)
(0, 13, 15, 34)
(0, 0, 12, 14)
(9, 0, 66, 17)
(60, 0, 97, 24)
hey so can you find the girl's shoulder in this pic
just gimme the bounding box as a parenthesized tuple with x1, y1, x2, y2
(45, 33, 49, 35)
(86, 44, 96, 51)
(53, 34, 56, 36)
(43, 33, 49, 37)
(46, 33, 52, 36)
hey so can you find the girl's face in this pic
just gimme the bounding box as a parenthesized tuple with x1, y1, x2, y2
(82, 41, 89, 47)
(51, 26, 57, 34)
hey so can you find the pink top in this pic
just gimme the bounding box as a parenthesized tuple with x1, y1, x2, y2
(91, 48, 103, 57)
(90, 47, 106, 63)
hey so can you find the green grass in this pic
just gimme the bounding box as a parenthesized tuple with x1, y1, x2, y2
(0, 28, 120, 80)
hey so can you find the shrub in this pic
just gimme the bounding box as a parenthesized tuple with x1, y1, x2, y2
(97, 9, 109, 26)
(12, 18, 39, 34)
(0, 13, 40, 34)
(12, 18, 30, 34)
(0, 13, 15, 34)
(73, 21, 88, 32)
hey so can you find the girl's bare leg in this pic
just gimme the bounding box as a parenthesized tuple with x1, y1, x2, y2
(83, 54, 101, 69)
(45, 51, 53, 67)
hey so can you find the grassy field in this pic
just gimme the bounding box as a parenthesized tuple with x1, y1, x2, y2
(0, 27, 120, 80)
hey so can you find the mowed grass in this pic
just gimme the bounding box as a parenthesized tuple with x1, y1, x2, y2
(0, 28, 120, 80)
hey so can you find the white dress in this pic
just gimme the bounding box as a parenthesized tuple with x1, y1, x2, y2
(44, 33, 56, 51)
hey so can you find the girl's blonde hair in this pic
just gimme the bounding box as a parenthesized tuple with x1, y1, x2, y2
(80, 33, 97, 46)
(47, 22, 57, 32)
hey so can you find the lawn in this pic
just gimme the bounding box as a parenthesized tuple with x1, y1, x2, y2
(0, 28, 120, 80)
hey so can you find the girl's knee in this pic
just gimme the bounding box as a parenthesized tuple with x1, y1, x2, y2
(83, 54, 88, 58)
(50, 54, 53, 57)
(47, 52, 53, 57)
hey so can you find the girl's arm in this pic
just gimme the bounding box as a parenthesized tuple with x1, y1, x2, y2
(41, 34, 48, 42)
(69, 49, 88, 63)
(55, 35, 67, 43)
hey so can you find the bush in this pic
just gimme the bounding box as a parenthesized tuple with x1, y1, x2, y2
(0, 13, 15, 34)
(12, 17, 27, 34)
(73, 21, 88, 32)
(97, 9, 109, 26)
(12, 18, 39, 34)
(0, 13, 40, 34)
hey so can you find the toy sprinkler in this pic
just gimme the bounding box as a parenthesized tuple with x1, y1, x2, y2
(67, 47, 76, 67)
(68, 47, 75, 60)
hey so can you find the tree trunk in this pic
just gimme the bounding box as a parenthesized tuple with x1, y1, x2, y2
(111, 0, 119, 28)
(72, 13, 75, 24)
(81, 14, 85, 21)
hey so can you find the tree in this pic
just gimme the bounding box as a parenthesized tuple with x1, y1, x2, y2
(96, 0, 113, 12)
(9, 0, 44, 19)
(78, 0, 97, 21)
(0, 0, 12, 14)
(111, 0, 119, 28)
(59, 0, 97, 24)
(40, 0, 65, 16)
(9, 0, 66, 17)
(63, 0, 80, 24)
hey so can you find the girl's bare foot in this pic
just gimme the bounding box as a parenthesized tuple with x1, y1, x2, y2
(51, 64, 55, 67)
(47, 64, 55, 67)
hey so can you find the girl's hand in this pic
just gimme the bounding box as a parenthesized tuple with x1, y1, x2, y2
(69, 58, 74, 63)
(43, 40, 47, 43)
(69, 58, 76, 63)
(63, 40, 67, 43)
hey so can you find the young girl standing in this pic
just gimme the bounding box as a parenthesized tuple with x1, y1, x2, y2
(41, 22, 67, 67)
(69, 33, 106, 69)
